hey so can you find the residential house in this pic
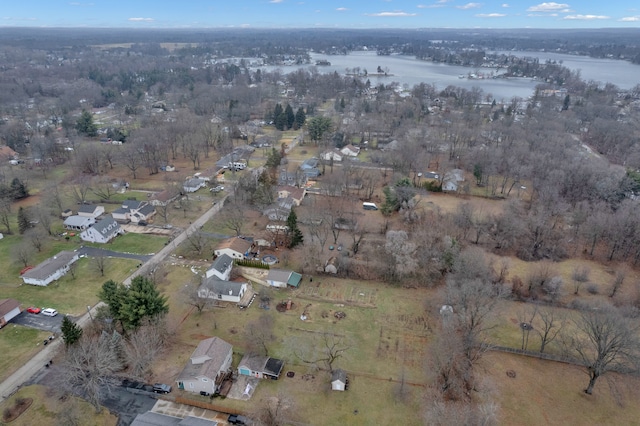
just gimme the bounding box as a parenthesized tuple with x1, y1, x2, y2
(176, 337, 233, 395)
(214, 238, 251, 260)
(205, 254, 234, 280)
(63, 215, 95, 231)
(112, 200, 156, 224)
(0, 298, 21, 329)
(442, 169, 465, 192)
(80, 215, 123, 244)
(262, 206, 290, 222)
(320, 149, 343, 162)
(183, 178, 207, 193)
(61, 209, 73, 218)
(198, 277, 249, 304)
(77, 204, 105, 219)
(265, 269, 302, 288)
(21, 250, 79, 286)
(277, 186, 306, 207)
(331, 369, 348, 391)
(340, 144, 360, 157)
(302, 168, 321, 179)
(238, 353, 284, 380)
(299, 157, 319, 171)
(150, 189, 180, 207)
(278, 170, 307, 187)
(0, 145, 18, 162)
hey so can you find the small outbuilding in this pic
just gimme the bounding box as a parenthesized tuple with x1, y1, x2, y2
(0, 298, 21, 329)
(238, 354, 284, 380)
(331, 369, 347, 391)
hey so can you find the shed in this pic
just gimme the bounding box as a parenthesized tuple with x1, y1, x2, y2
(0, 298, 21, 329)
(331, 369, 347, 391)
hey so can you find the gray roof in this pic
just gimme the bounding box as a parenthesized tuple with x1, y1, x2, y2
(63, 215, 94, 227)
(332, 369, 347, 383)
(113, 207, 129, 215)
(122, 199, 146, 210)
(200, 276, 244, 297)
(239, 354, 284, 377)
(77, 204, 100, 214)
(184, 178, 205, 188)
(208, 254, 233, 276)
(177, 337, 232, 382)
(137, 204, 156, 216)
(0, 298, 21, 318)
(267, 269, 292, 283)
(22, 251, 78, 281)
(91, 215, 121, 236)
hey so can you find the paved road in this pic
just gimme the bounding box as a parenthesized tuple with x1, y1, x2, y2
(0, 194, 229, 404)
(78, 246, 153, 263)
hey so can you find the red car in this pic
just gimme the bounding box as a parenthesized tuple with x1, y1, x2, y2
(26, 307, 41, 314)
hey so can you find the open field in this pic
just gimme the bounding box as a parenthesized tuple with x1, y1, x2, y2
(0, 384, 117, 426)
(484, 351, 640, 425)
(0, 326, 50, 383)
(87, 232, 169, 255)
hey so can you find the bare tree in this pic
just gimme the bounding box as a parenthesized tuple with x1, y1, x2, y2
(245, 313, 275, 356)
(609, 267, 627, 298)
(572, 265, 591, 295)
(221, 201, 247, 236)
(534, 305, 565, 353)
(124, 317, 168, 378)
(296, 331, 351, 372)
(61, 332, 124, 412)
(252, 393, 296, 426)
(68, 177, 91, 205)
(183, 278, 212, 314)
(26, 227, 47, 252)
(90, 176, 118, 201)
(35, 206, 55, 236)
(185, 230, 210, 257)
(14, 240, 35, 267)
(568, 305, 640, 395)
(0, 196, 12, 234)
(120, 144, 143, 180)
(517, 305, 537, 351)
(93, 253, 108, 277)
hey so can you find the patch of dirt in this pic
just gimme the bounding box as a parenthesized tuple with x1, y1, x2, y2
(2, 397, 33, 423)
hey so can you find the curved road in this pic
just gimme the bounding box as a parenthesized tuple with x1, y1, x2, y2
(0, 195, 229, 403)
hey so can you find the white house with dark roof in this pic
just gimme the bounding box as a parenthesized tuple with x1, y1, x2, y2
(176, 337, 233, 395)
(183, 178, 207, 193)
(198, 277, 249, 304)
(77, 204, 105, 219)
(63, 215, 95, 231)
(214, 237, 252, 260)
(21, 250, 79, 286)
(340, 144, 360, 157)
(206, 254, 233, 281)
(112, 200, 156, 224)
(80, 215, 123, 244)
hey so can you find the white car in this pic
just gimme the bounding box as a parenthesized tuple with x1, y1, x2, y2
(42, 308, 58, 317)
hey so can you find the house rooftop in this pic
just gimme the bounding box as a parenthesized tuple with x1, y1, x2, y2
(208, 254, 233, 276)
(216, 238, 251, 255)
(63, 215, 94, 227)
(21, 251, 77, 281)
(77, 204, 101, 214)
(122, 199, 146, 210)
(177, 337, 232, 383)
(200, 277, 245, 297)
(91, 215, 120, 236)
(0, 298, 21, 318)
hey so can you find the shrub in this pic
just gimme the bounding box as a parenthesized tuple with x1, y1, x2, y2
(586, 283, 599, 295)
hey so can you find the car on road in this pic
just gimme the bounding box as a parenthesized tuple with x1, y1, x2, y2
(153, 383, 172, 394)
(27, 307, 41, 314)
(41, 308, 57, 317)
(228, 414, 250, 425)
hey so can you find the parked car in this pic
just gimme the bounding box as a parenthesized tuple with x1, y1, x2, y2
(41, 308, 57, 317)
(27, 307, 41, 314)
(228, 414, 250, 425)
(138, 221, 148, 226)
(153, 383, 172, 394)
(210, 185, 224, 193)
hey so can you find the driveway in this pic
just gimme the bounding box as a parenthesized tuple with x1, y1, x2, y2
(9, 310, 64, 333)
(78, 246, 153, 263)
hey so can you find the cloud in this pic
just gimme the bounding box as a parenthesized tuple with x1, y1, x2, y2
(527, 2, 569, 12)
(563, 14, 609, 20)
(127, 17, 154, 22)
(476, 13, 506, 17)
(619, 16, 640, 21)
(502, 3, 510, 7)
(269, 0, 283, 3)
(456, 3, 482, 10)
(417, 4, 445, 8)
(366, 11, 418, 17)
(336, 7, 348, 11)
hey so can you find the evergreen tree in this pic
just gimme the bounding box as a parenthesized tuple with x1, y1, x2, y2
(265, 148, 282, 169)
(286, 208, 304, 248)
(61, 315, 83, 346)
(76, 110, 98, 137)
(273, 103, 283, 129)
(285, 104, 295, 130)
(307, 116, 332, 143)
(274, 112, 287, 131)
(10, 178, 28, 200)
(17, 206, 30, 234)
(99, 277, 168, 331)
(294, 107, 306, 129)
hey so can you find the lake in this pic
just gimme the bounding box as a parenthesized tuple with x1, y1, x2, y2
(261, 50, 639, 101)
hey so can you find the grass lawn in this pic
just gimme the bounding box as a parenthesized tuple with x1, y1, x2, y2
(1, 257, 140, 316)
(87, 232, 168, 255)
(0, 325, 50, 383)
(0, 384, 117, 426)
(151, 266, 432, 425)
(485, 351, 640, 425)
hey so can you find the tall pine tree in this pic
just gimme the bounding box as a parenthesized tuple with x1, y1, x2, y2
(61, 315, 83, 346)
(286, 208, 304, 248)
(294, 107, 306, 130)
(17, 206, 30, 234)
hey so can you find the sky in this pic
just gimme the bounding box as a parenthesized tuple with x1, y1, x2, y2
(1, 1, 639, 29)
